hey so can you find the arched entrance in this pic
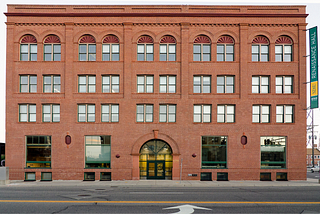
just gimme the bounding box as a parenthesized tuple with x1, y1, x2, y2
(139, 139, 173, 180)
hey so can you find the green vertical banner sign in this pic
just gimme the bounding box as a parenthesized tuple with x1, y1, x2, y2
(310, 26, 319, 109)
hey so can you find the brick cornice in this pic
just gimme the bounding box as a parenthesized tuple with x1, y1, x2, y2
(4, 12, 308, 18)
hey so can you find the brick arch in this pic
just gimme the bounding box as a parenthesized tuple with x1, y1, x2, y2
(212, 30, 239, 44)
(137, 35, 154, 43)
(132, 31, 156, 43)
(194, 35, 211, 44)
(272, 31, 297, 44)
(249, 31, 272, 44)
(15, 30, 39, 44)
(102, 34, 120, 43)
(20, 34, 37, 43)
(217, 35, 235, 44)
(98, 30, 123, 44)
(159, 35, 176, 44)
(131, 132, 180, 155)
(275, 35, 293, 44)
(252, 35, 270, 44)
(73, 31, 98, 43)
(40, 30, 64, 43)
(189, 31, 213, 44)
(79, 34, 96, 43)
(43, 34, 61, 43)
(156, 31, 181, 43)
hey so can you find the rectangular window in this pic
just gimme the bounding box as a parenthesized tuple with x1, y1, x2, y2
(275, 45, 292, 62)
(217, 44, 234, 61)
(25, 172, 36, 181)
(137, 44, 154, 61)
(137, 75, 153, 93)
(41, 172, 52, 181)
(217, 76, 234, 93)
(136, 104, 153, 122)
(193, 44, 211, 61)
(193, 76, 211, 93)
(252, 45, 269, 62)
(102, 75, 119, 93)
(44, 44, 61, 61)
(252, 105, 270, 123)
(78, 75, 96, 93)
(261, 136, 286, 169)
(217, 105, 235, 123)
(202, 136, 227, 168)
(42, 104, 60, 122)
(78, 104, 95, 122)
(85, 136, 111, 168)
(102, 44, 120, 61)
(79, 44, 96, 61)
(276, 76, 293, 93)
(101, 104, 119, 122)
(26, 136, 51, 168)
(252, 76, 269, 93)
(43, 75, 61, 93)
(159, 76, 176, 93)
(276, 105, 294, 123)
(194, 105, 211, 123)
(20, 44, 37, 61)
(19, 104, 36, 122)
(20, 75, 37, 93)
(159, 104, 176, 123)
(160, 44, 176, 61)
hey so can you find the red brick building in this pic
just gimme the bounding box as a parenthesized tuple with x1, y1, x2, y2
(5, 5, 307, 181)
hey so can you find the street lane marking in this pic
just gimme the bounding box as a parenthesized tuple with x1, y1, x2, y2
(0, 200, 320, 204)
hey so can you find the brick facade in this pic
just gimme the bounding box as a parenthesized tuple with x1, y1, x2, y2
(5, 5, 307, 181)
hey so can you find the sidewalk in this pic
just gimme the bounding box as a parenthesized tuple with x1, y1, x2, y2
(5, 178, 320, 187)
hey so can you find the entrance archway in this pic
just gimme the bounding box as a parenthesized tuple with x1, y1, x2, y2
(139, 139, 173, 180)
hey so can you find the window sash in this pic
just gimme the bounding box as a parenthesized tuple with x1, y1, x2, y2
(78, 76, 96, 93)
(159, 104, 176, 123)
(252, 105, 270, 123)
(136, 104, 153, 122)
(137, 75, 153, 93)
(194, 105, 211, 123)
(79, 44, 96, 61)
(78, 104, 95, 122)
(193, 76, 211, 93)
(101, 104, 119, 122)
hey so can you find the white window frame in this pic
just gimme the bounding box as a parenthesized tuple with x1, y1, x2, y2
(276, 105, 294, 123)
(159, 76, 176, 93)
(78, 104, 95, 122)
(193, 44, 211, 61)
(193, 104, 211, 123)
(252, 44, 269, 62)
(193, 76, 211, 93)
(159, 104, 176, 123)
(101, 104, 119, 122)
(43, 75, 61, 93)
(19, 104, 36, 122)
(20, 43, 37, 61)
(217, 76, 234, 93)
(102, 44, 120, 61)
(78, 75, 96, 93)
(217, 105, 235, 123)
(276, 76, 293, 94)
(252, 105, 270, 123)
(79, 43, 96, 61)
(137, 44, 154, 61)
(20, 75, 37, 93)
(252, 76, 269, 93)
(137, 75, 153, 93)
(217, 44, 234, 61)
(160, 44, 176, 61)
(102, 75, 119, 93)
(275, 44, 292, 62)
(136, 104, 153, 122)
(42, 104, 60, 122)
(44, 43, 61, 61)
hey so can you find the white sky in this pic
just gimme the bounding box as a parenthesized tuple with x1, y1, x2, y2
(0, 0, 319, 144)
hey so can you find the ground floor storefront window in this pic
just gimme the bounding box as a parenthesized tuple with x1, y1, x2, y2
(261, 136, 286, 169)
(85, 136, 111, 168)
(26, 136, 51, 168)
(202, 136, 227, 168)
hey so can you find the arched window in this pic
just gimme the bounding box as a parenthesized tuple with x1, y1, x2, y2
(275, 36, 293, 62)
(44, 35, 61, 61)
(217, 36, 234, 61)
(79, 35, 96, 61)
(252, 36, 269, 62)
(193, 35, 211, 61)
(20, 34, 37, 61)
(102, 35, 119, 61)
(137, 35, 153, 61)
(159, 35, 176, 61)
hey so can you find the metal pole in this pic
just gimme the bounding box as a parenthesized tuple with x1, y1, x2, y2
(180, 158, 183, 183)
(312, 109, 315, 168)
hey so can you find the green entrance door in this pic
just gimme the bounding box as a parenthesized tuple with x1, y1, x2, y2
(147, 160, 165, 179)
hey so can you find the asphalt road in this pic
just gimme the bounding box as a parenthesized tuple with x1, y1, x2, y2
(1, 185, 320, 213)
